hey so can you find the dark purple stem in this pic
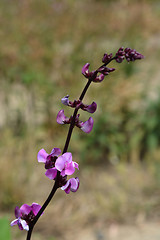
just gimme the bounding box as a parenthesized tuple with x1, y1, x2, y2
(26, 59, 114, 240)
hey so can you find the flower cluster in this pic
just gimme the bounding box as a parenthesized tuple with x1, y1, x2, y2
(82, 63, 115, 83)
(10, 203, 42, 231)
(115, 47, 144, 63)
(11, 46, 144, 235)
(57, 95, 97, 133)
(37, 148, 79, 193)
(81, 47, 144, 84)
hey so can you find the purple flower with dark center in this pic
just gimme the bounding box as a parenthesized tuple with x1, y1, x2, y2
(82, 63, 97, 80)
(38, 148, 62, 179)
(61, 177, 80, 194)
(98, 66, 115, 75)
(55, 152, 79, 177)
(10, 203, 42, 231)
(102, 53, 113, 64)
(37, 148, 61, 169)
(124, 48, 144, 62)
(56, 109, 70, 124)
(77, 117, 94, 133)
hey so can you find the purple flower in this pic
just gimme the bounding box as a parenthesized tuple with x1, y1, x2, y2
(10, 203, 42, 231)
(55, 152, 79, 177)
(57, 109, 70, 124)
(61, 177, 80, 194)
(115, 47, 125, 63)
(82, 102, 97, 113)
(98, 66, 115, 76)
(78, 117, 94, 133)
(124, 48, 144, 62)
(93, 73, 105, 83)
(82, 63, 96, 80)
(45, 167, 58, 180)
(38, 148, 62, 179)
(102, 53, 113, 64)
(37, 148, 61, 169)
(61, 95, 70, 106)
(61, 95, 97, 114)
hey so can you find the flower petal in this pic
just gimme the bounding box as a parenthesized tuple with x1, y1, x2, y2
(37, 149, 48, 163)
(85, 102, 97, 113)
(81, 117, 94, 133)
(50, 148, 61, 157)
(10, 219, 18, 226)
(62, 152, 72, 163)
(61, 95, 70, 106)
(70, 177, 79, 192)
(20, 219, 29, 231)
(64, 162, 75, 176)
(15, 206, 20, 218)
(82, 63, 90, 77)
(56, 109, 67, 124)
(31, 203, 42, 216)
(55, 155, 66, 171)
(19, 204, 31, 216)
(45, 168, 57, 180)
(61, 177, 80, 194)
(61, 180, 71, 194)
(73, 162, 79, 170)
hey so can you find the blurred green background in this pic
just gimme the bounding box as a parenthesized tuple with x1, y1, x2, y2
(1, 0, 160, 239)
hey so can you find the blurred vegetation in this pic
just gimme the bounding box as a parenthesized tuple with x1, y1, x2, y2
(0, 0, 160, 239)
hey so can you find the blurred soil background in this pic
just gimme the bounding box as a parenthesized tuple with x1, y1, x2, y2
(0, 0, 160, 239)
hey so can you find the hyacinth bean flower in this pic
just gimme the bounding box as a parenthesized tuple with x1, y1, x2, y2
(82, 101, 97, 113)
(56, 109, 70, 124)
(37, 148, 61, 169)
(61, 95, 97, 114)
(61, 177, 80, 194)
(78, 117, 94, 133)
(102, 53, 113, 64)
(55, 152, 79, 177)
(97, 66, 115, 76)
(82, 63, 96, 79)
(10, 203, 42, 231)
(124, 47, 144, 62)
(116, 47, 144, 63)
(115, 47, 125, 63)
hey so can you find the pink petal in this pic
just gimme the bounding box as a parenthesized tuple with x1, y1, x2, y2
(55, 155, 65, 171)
(15, 206, 20, 218)
(73, 162, 79, 170)
(70, 178, 79, 192)
(61, 180, 71, 194)
(81, 117, 94, 133)
(64, 162, 75, 176)
(37, 149, 48, 163)
(45, 168, 57, 180)
(82, 63, 90, 76)
(20, 219, 29, 231)
(50, 148, 61, 157)
(10, 219, 18, 226)
(85, 102, 97, 113)
(56, 109, 67, 124)
(19, 204, 31, 216)
(31, 203, 42, 216)
(62, 152, 72, 163)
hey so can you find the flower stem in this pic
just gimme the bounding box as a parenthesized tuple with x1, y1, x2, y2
(26, 79, 92, 240)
